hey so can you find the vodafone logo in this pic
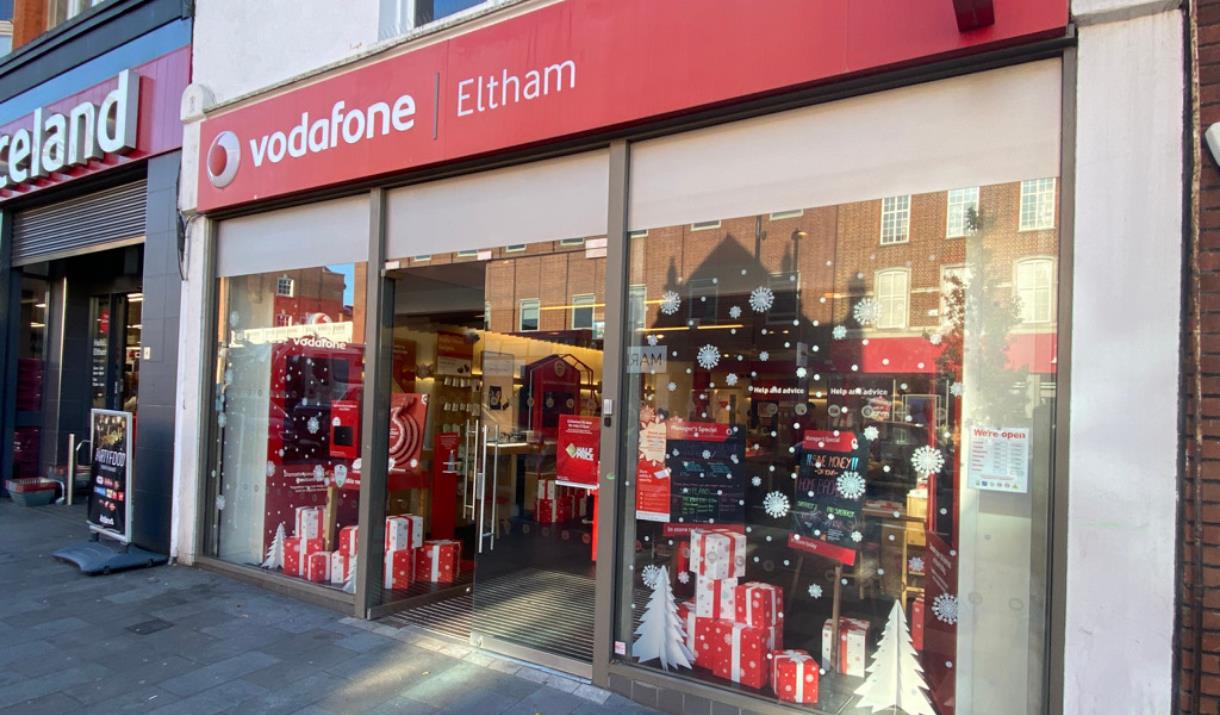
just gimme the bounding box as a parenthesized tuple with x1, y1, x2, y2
(207, 131, 240, 188)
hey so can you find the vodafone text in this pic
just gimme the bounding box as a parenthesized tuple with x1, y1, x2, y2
(248, 95, 417, 167)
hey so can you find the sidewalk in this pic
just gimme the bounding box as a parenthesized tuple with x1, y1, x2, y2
(0, 500, 659, 714)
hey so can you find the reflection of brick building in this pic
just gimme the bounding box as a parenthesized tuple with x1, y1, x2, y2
(268, 266, 352, 327)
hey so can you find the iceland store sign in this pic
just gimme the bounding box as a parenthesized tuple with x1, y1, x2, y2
(0, 46, 190, 203)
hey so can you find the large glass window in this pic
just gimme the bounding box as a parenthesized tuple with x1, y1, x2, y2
(617, 60, 1061, 715)
(204, 261, 366, 592)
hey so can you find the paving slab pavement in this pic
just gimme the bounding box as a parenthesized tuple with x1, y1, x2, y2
(0, 500, 659, 715)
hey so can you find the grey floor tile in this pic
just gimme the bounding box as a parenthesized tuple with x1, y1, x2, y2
(159, 651, 280, 696)
(0, 691, 85, 715)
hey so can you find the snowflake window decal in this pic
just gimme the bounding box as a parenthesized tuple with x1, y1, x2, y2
(807, 583, 823, 599)
(751, 476, 762, 487)
(216, 494, 226, 511)
(677, 571, 690, 585)
(908, 556, 925, 573)
(667, 382, 678, 392)
(850, 530, 863, 543)
(832, 325, 848, 340)
(853, 297, 882, 327)
(697, 344, 721, 370)
(217, 412, 227, 428)
(647, 334, 659, 346)
(725, 373, 739, 386)
(749, 286, 775, 313)
(307, 416, 321, 435)
(313, 464, 325, 481)
(763, 491, 790, 519)
(932, 592, 959, 625)
(729, 305, 743, 320)
(863, 425, 880, 442)
(701, 450, 712, 460)
(265, 461, 276, 478)
(759, 350, 770, 362)
(912, 445, 946, 475)
(660, 290, 682, 316)
(929, 331, 944, 346)
(641, 563, 663, 589)
(950, 381, 964, 397)
(836, 471, 867, 500)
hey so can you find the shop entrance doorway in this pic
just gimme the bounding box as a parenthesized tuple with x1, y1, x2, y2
(380, 240, 604, 676)
(89, 292, 143, 413)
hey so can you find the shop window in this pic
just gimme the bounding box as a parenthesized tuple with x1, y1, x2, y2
(691, 220, 722, 232)
(1019, 178, 1056, 231)
(939, 264, 972, 320)
(880, 195, 910, 245)
(628, 284, 648, 332)
(560, 237, 586, 247)
(1015, 257, 1055, 324)
(629, 230, 649, 238)
(519, 299, 540, 331)
(571, 293, 596, 331)
(766, 271, 800, 325)
(204, 263, 367, 592)
(45, 0, 103, 33)
(945, 187, 979, 238)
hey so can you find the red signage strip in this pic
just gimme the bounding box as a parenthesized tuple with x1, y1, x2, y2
(197, 0, 1066, 211)
(0, 46, 190, 203)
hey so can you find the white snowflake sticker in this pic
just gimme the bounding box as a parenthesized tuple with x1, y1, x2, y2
(660, 290, 682, 315)
(265, 461, 276, 478)
(836, 471, 866, 500)
(215, 494, 226, 511)
(912, 445, 946, 475)
(808, 583, 823, 599)
(853, 297, 882, 326)
(751, 476, 762, 487)
(759, 350, 770, 362)
(677, 571, 690, 585)
(933, 592, 959, 624)
(729, 305, 742, 319)
(749, 286, 775, 312)
(950, 381, 964, 397)
(725, 373, 739, 386)
(863, 425, 880, 442)
(307, 416, 321, 435)
(647, 334, 659, 346)
(313, 464, 325, 480)
(641, 563, 663, 589)
(701, 450, 712, 460)
(929, 332, 944, 346)
(667, 382, 678, 392)
(763, 491, 790, 519)
(909, 556, 925, 573)
(850, 530, 863, 543)
(832, 325, 847, 341)
(697, 344, 721, 370)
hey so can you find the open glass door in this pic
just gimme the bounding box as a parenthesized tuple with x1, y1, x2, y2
(381, 236, 604, 676)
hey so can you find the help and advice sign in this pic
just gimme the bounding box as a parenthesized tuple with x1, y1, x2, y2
(197, 0, 1067, 211)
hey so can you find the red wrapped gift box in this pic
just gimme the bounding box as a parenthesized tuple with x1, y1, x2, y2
(330, 550, 352, 585)
(338, 525, 358, 556)
(294, 506, 324, 541)
(305, 551, 330, 583)
(385, 514, 423, 551)
(687, 614, 719, 669)
(694, 575, 737, 619)
(538, 477, 558, 500)
(772, 649, 819, 704)
(689, 527, 746, 580)
(821, 617, 870, 677)
(283, 536, 324, 577)
(735, 582, 783, 629)
(383, 548, 413, 590)
(416, 539, 461, 583)
(707, 619, 770, 689)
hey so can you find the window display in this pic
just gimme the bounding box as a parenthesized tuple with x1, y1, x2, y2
(619, 178, 1059, 712)
(204, 262, 366, 592)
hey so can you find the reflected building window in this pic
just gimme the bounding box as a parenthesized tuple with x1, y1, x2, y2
(880, 195, 911, 244)
(1019, 178, 1057, 231)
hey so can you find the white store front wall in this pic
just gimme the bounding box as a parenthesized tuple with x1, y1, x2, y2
(171, 1, 1184, 712)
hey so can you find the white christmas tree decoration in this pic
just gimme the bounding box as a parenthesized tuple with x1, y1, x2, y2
(641, 563, 664, 589)
(660, 290, 682, 315)
(853, 297, 882, 327)
(808, 583, 823, 599)
(759, 351, 770, 362)
(836, 471, 867, 500)
(863, 425, 880, 442)
(261, 522, 286, 569)
(749, 286, 775, 312)
(697, 344, 721, 370)
(729, 305, 743, 319)
(751, 476, 762, 487)
(343, 555, 358, 594)
(911, 446, 946, 475)
(932, 593, 959, 625)
(677, 571, 690, 585)
(307, 415, 321, 435)
(632, 566, 695, 671)
(949, 381, 964, 397)
(854, 600, 937, 715)
(833, 324, 848, 340)
(763, 491, 790, 519)
(725, 373, 739, 386)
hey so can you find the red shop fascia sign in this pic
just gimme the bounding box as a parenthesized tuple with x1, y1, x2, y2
(197, 0, 1067, 212)
(0, 46, 191, 204)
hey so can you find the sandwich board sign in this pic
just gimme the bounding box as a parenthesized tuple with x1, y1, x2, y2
(86, 409, 133, 543)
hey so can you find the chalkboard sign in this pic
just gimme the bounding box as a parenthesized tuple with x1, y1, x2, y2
(87, 409, 133, 542)
(666, 419, 746, 526)
(792, 430, 866, 557)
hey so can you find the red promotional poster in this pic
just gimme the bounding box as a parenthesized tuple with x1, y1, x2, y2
(800, 430, 859, 454)
(924, 532, 959, 715)
(635, 407, 669, 522)
(436, 331, 474, 377)
(556, 414, 599, 488)
(387, 393, 428, 489)
(666, 418, 733, 442)
(787, 532, 858, 567)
